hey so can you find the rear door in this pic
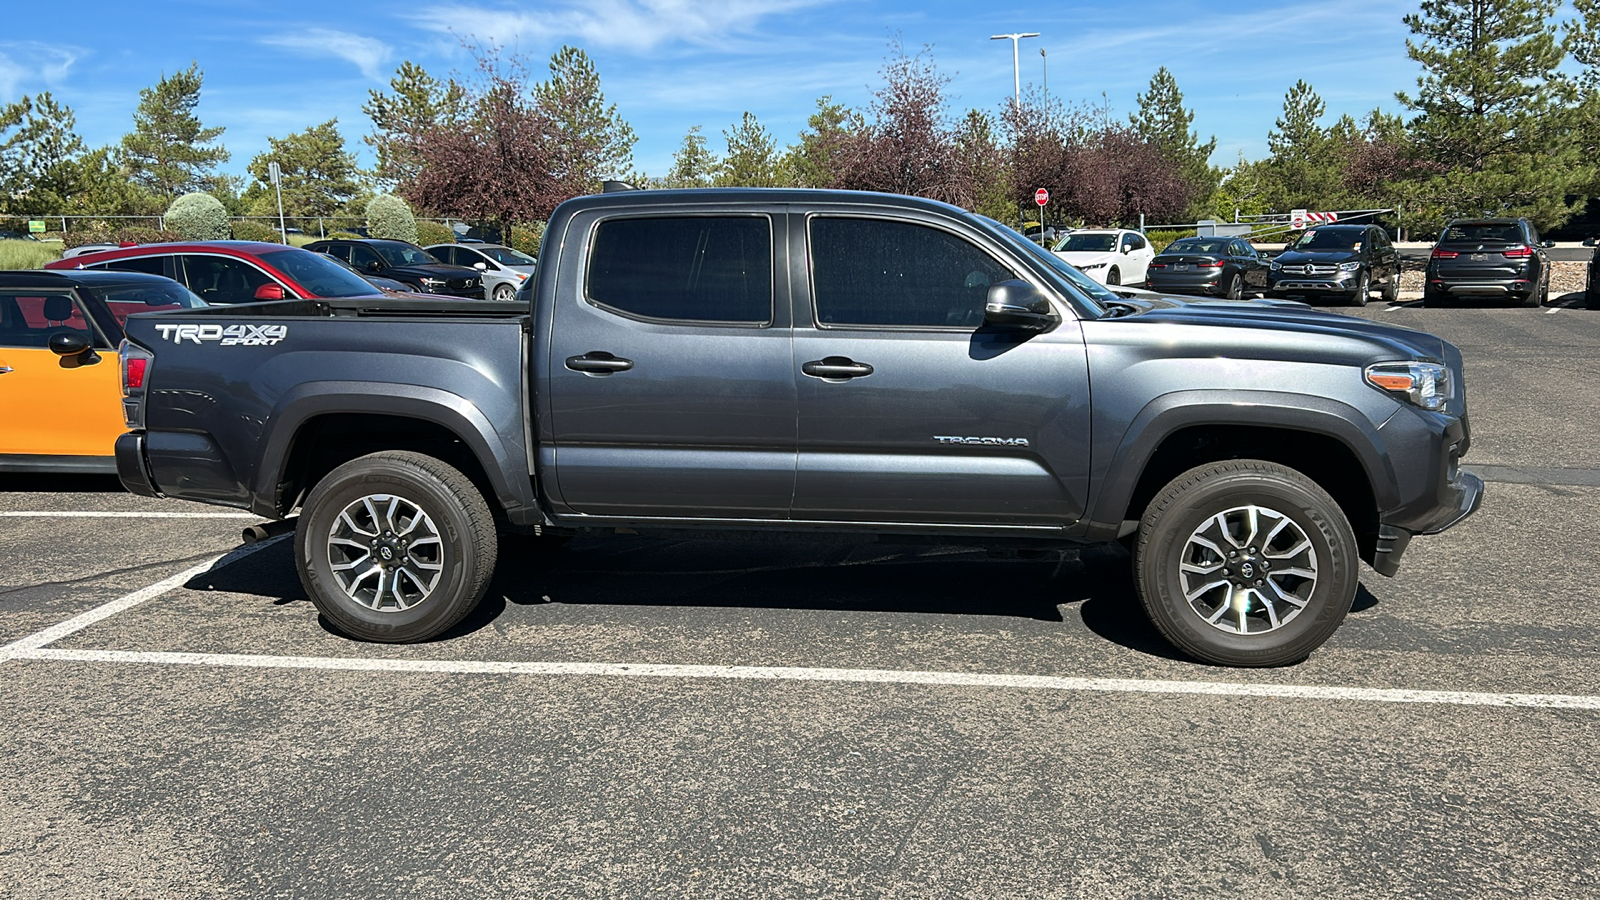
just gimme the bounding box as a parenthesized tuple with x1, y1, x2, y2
(544, 207, 796, 519)
(790, 212, 1092, 527)
(0, 288, 123, 459)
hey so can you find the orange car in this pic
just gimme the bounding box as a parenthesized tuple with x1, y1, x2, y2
(0, 270, 205, 473)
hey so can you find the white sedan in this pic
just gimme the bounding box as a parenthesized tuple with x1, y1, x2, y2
(1050, 229, 1155, 286)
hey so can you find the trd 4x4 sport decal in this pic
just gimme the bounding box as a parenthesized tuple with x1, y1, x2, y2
(154, 323, 288, 346)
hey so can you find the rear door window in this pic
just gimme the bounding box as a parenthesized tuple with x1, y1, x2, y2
(586, 216, 773, 324)
(809, 217, 1013, 329)
(89, 255, 174, 279)
(348, 244, 382, 270)
(180, 256, 276, 305)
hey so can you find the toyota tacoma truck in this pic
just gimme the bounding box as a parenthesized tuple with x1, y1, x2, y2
(113, 188, 1482, 667)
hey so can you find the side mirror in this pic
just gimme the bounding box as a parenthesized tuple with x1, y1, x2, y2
(984, 280, 1059, 331)
(473, 261, 488, 271)
(364, 260, 381, 273)
(49, 331, 99, 363)
(1585, 237, 1596, 248)
(253, 283, 285, 301)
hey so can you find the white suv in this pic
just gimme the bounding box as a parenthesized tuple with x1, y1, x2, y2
(1050, 229, 1155, 286)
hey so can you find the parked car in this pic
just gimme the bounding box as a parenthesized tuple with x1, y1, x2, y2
(1425, 218, 1552, 308)
(1266, 224, 1401, 306)
(0, 269, 204, 473)
(304, 238, 484, 299)
(425, 243, 536, 301)
(1582, 237, 1600, 310)
(323, 254, 427, 296)
(115, 187, 1480, 668)
(1146, 236, 1269, 299)
(1050, 229, 1155, 286)
(46, 241, 389, 304)
(61, 242, 122, 259)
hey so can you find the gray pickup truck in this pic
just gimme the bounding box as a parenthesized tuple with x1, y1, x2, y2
(112, 187, 1481, 667)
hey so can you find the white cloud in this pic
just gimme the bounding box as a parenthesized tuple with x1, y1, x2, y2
(0, 42, 84, 100)
(260, 29, 393, 81)
(407, 0, 834, 54)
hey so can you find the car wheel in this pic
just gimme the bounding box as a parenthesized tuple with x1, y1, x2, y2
(1381, 271, 1399, 303)
(296, 450, 497, 643)
(1347, 271, 1370, 307)
(1225, 273, 1243, 300)
(492, 283, 515, 302)
(1133, 460, 1359, 667)
(1106, 267, 1121, 286)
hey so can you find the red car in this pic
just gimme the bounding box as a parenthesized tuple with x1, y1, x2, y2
(45, 241, 386, 304)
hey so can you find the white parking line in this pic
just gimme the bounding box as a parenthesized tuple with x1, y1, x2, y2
(0, 535, 288, 658)
(8, 648, 1600, 710)
(0, 511, 260, 518)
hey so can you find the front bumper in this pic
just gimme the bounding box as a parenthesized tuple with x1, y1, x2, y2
(1369, 410, 1482, 576)
(1267, 274, 1356, 294)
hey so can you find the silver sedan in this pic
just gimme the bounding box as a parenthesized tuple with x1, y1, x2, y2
(425, 243, 538, 302)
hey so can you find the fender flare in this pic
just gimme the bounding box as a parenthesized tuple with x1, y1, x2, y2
(1079, 389, 1398, 540)
(251, 381, 536, 522)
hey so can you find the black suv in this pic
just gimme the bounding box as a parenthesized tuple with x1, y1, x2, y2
(1425, 218, 1552, 308)
(302, 238, 484, 299)
(1266, 224, 1401, 306)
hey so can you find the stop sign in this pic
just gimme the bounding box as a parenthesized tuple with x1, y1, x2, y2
(1034, 188, 1049, 207)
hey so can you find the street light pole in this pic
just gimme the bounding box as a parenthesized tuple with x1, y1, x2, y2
(990, 32, 1040, 106)
(1040, 47, 1047, 100)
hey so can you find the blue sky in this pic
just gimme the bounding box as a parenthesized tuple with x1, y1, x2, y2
(4, 1, 1435, 181)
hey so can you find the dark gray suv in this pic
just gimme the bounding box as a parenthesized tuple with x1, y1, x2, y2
(1426, 218, 1553, 307)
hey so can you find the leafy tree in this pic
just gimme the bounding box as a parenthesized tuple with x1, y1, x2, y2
(1399, 0, 1588, 227)
(786, 96, 863, 188)
(835, 42, 972, 207)
(715, 112, 783, 187)
(1130, 67, 1218, 217)
(664, 126, 717, 188)
(68, 147, 159, 216)
(366, 193, 417, 243)
(363, 61, 467, 191)
(245, 120, 363, 219)
(119, 62, 229, 202)
(954, 109, 1011, 221)
(534, 46, 638, 194)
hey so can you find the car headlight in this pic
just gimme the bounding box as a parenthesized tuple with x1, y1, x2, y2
(1269, 260, 1282, 271)
(1338, 261, 1362, 272)
(1365, 362, 1453, 411)
(1079, 262, 1109, 271)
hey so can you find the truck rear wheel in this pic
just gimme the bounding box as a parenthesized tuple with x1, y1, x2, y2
(1133, 460, 1359, 667)
(295, 451, 497, 643)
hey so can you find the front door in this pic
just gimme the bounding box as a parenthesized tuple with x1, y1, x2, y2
(0, 289, 123, 459)
(545, 210, 796, 519)
(791, 215, 1092, 527)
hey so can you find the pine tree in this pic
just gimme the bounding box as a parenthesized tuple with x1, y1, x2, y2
(362, 61, 467, 190)
(715, 112, 782, 187)
(1129, 67, 1218, 215)
(119, 62, 229, 202)
(1399, 0, 1588, 226)
(246, 120, 363, 219)
(786, 96, 863, 188)
(535, 46, 638, 193)
(1262, 81, 1348, 211)
(0, 93, 89, 215)
(664, 127, 717, 188)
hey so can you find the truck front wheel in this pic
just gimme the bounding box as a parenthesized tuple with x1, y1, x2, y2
(1133, 460, 1359, 667)
(295, 451, 497, 643)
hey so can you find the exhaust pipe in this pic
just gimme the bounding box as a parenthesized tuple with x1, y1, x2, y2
(242, 517, 298, 544)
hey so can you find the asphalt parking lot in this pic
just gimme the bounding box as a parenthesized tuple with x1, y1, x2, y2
(3, 295, 1599, 898)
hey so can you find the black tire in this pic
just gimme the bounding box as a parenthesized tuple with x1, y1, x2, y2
(296, 450, 497, 643)
(492, 283, 515, 302)
(1106, 267, 1121, 286)
(1224, 273, 1243, 300)
(1423, 289, 1448, 307)
(1133, 460, 1359, 667)
(1381, 270, 1399, 303)
(1588, 289, 1600, 310)
(1347, 271, 1370, 307)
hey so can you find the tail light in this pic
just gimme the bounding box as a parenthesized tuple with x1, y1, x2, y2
(1196, 259, 1225, 268)
(119, 340, 154, 429)
(1431, 248, 1459, 259)
(1502, 245, 1533, 258)
(1148, 262, 1167, 270)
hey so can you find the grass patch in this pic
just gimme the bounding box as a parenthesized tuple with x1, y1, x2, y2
(288, 234, 321, 248)
(0, 239, 63, 269)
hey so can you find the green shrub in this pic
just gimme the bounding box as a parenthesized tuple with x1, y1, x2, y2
(287, 234, 321, 248)
(230, 220, 283, 243)
(366, 194, 417, 243)
(0, 239, 62, 269)
(509, 222, 544, 258)
(166, 192, 231, 240)
(62, 228, 181, 249)
(415, 220, 455, 246)
(1144, 229, 1196, 254)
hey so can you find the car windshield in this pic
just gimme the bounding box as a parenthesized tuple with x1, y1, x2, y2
(1442, 223, 1522, 243)
(88, 281, 207, 329)
(1168, 239, 1230, 255)
(261, 248, 383, 298)
(372, 242, 441, 267)
(1052, 232, 1118, 253)
(974, 215, 1112, 315)
(1291, 229, 1362, 251)
(480, 246, 536, 266)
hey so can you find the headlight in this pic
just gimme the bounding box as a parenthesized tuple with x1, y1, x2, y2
(1338, 261, 1362, 272)
(1269, 260, 1282, 271)
(1365, 362, 1453, 411)
(1079, 262, 1109, 271)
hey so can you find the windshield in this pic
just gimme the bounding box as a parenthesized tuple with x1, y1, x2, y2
(480, 246, 536, 266)
(262, 248, 384, 298)
(974, 215, 1112, 315)
(1167, 239, 1230, 255)
(372, 241, 442, 267)
(88, 281, 207, 329)
(1052, 232, 1118, 253)
(1291, 229, 1362, 251)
